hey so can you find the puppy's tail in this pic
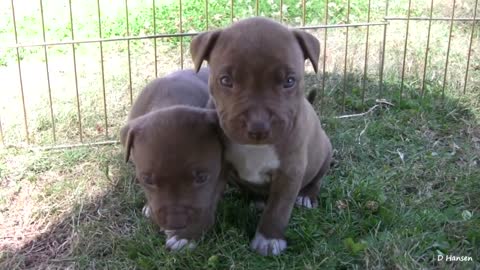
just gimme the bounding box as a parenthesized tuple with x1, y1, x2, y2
(306, 89, 317, 105)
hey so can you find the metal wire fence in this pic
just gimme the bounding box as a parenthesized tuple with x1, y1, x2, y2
(0, 0, 478, 149)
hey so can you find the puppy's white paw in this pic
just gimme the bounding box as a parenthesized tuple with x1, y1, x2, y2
(165, 235, 197, 251)
(142, 204, 151, 217)
(295, 196, 315, 209)
(250, 232, 286, 256)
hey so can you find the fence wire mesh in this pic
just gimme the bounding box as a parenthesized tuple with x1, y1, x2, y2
(0, 0, 478, 149)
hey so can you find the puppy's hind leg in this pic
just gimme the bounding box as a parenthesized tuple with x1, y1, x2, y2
(296, 158, 331, 209)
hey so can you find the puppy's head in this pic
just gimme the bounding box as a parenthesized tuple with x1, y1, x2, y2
(121, 106, 224, 238)
(190, 17, 320, 145)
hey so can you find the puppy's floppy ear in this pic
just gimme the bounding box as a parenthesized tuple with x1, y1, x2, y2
(190, 30, 221, 72)
(292, 30, 320, 73)
(120, 124, 129, 146)
(120, 123, 135, 163)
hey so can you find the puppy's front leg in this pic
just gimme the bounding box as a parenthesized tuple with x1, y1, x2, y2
(250, 168, 304, 256)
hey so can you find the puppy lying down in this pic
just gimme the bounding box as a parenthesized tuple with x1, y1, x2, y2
(120, 68, 226, 251)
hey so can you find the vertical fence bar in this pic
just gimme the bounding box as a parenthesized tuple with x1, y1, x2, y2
(302, 0, 306, 26)
(10, 0, 29, 144)
(442, 0, 456, 99)
(421, 0, 434, 99)
(463, 0, 478, 94)
(341, 0, 351, 112)
(39, 0, 56, 143)
(320, 0, 328, 114)
(153, 0, 158, 77)
(378, 0, 389, 97)
(361, 0, 371, 106)
(0, 116, 4, 146)
(231, 0, 234, 23)
(180, 0, 184, 69)
(206, 0, 209, 30)
(125, 0, 133, 104)
(97, 0, 109, 138)
(280, 0, 283, 23)
(256, 0, 259, 16)
(399, 0, 412, 103)
(68, 0, 83, 142)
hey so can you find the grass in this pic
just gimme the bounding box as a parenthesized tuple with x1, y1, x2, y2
(1, 75, 479, 269)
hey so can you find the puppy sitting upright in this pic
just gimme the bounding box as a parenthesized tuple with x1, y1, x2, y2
(191, 17, 332, 256)
(120, 68, 225, 251)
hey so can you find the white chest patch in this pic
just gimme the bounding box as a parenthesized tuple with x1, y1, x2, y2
(225, 143, 280, 185)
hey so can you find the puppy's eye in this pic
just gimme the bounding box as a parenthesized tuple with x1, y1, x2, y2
(219, 75, 233, 88)
(283, 76, 296, 88)
(193, 171, 210, 185)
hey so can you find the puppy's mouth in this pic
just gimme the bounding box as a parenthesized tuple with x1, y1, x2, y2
(244, 136, 273, 145)
(219, 109, 294, 145)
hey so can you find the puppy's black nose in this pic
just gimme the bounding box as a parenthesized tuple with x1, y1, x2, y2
(247, 121, 271, 141)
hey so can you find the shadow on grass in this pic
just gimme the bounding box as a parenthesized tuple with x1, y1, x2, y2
(0, 149, 140, 269)
(1, 71, 479, 269)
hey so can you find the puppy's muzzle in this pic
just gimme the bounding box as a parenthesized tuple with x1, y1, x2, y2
(247, 120, 271, 142)
(158, 206, 193, 230)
